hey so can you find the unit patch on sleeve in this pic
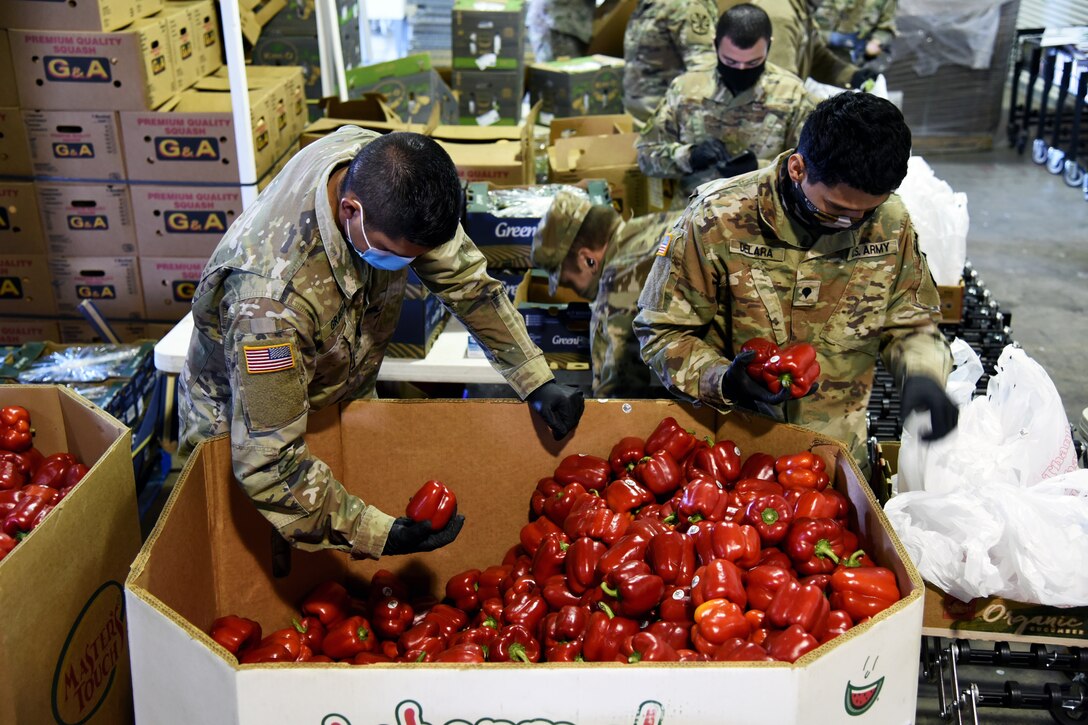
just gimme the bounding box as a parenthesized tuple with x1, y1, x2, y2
(243, 342, 296, 374)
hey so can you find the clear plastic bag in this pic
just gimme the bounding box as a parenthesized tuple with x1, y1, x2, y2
(894, 0, 1006, 74)
(485, 185, 588, 218)
(896, 156, 968, 286)
(16, 344, 147, 384)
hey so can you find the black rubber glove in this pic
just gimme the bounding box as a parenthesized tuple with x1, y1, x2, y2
(528, 380, 585, 440)
(850, 67, 879, 88)
(382, 514, 465, 556)
(721, 350, 792, 408)
(900, 375, 959, 442)
(718, 149, 759, 178)
(689, 138, 730, 171)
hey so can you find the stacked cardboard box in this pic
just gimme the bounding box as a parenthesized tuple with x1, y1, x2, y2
(344, 54, 458, 125)
(451, 0, 526, 126)
(528, 54, 626, 121)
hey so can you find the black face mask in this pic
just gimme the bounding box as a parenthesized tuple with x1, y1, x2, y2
(717, 61, 765, 95)
(777, 162, 874, 236)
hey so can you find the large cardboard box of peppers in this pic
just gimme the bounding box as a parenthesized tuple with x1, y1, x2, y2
(126, 399, 923, 724)
(0, 385, 139, 724)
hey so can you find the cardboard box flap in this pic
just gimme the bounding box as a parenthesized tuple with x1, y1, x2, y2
(548, 113, 633, 143)
(550, 131, 638, 172)
(322, 94, 402, 123)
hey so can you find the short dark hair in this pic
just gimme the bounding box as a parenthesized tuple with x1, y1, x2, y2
(797, 93, 912, 195)
(571, 205, 617, 255)
(715, 4, 772, 49)
(342, 132, 462, 248)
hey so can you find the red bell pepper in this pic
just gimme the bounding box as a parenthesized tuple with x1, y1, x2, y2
(707, 521, 761, 569)
(0, 489, 23, 516)
(801, 573, 832, 592)
(542, 482, 588, 526)
(647, 528, 696, 586)
(405, 479, 457, 530)
(367, 568, 409, 606)
(445, 569, 481, 611)
(739, 452, 777, 481)
(209, 615, 262, 656)
(829, 565, 900, 620)
(323, 615, 376, 660)
(240, 628, 305, 663)
(777, 467, 830, 491)
(371, 596, 414, 639)
(400, 638, 444, 663)
(542, 605, 588, 662)
(609, 436, 646, 477)
(595, 531, 652, 579)
(301, 580, 350, 626)
(0, 406, 32, 452)
(625, 631, 681, 662)
(745, 493, 793, 545)
(741, 337, 781, 376)
(785, 517, 848, 574)
(793, 488, 849, 521)
(530, 532, 569, 582)
(541, 574, 582, 610)
(58, 462, 89, 496)
(30, 453, 76, 490)
(713, 637, 775, 662)
(563, 493, 628, 545)
(764, 624, 820, 663)
(746, 565, 794, 610)
(502, 577, 548, 634)
(644, 417, 698, 462)
(645, 620, 690, 651)
(450, 624, 498, 655)
(685, 439, 743, 486)
(582, 604, 639, 662)
(553, 453, 610, 492)
(565, 536, 607, 594)
(519, 516, 566, 556)
(658, 585, 694, 623)
(691, 559, 746, 609)
(423, 603, 468, 640)
(693, 598, 750, 651)
(603, 477, 653, 514)
(820, 609, 854, 644)
(632, 450, 682, 497)
(766, 580, 830, 634)
(293, 616, 325, 655)
(0, 452, 29, 491)
(761, 343, 821, 398)
(733, 478, 785, 507)
(756, 546, 794, 571)
(398, 620, 445, 658)
(530, 477, 561, 519)
(677, 477, 729, 524)
(775, 451, 816, 473)
(0, 531, 16, 562)
(492, 624, 541, 663)
(476, 564, 513, 601)
(507, 553, 533, 582)
(600, 559, 665, 617)
(432, 642, 486, 663)
(2, 484, 58, 536)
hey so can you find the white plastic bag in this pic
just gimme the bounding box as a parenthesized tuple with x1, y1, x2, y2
(886, 346, 1086, 605)
(896, 156, 968, 285)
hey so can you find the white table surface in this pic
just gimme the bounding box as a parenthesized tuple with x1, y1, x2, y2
(154, 313, 505, 384)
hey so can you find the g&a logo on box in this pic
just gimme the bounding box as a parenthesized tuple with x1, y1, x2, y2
(44, 56, 112, 83)
(171, 279, 196, 302)
(0, 276, 24, 299)
(165, 209, 228, 234)
(53, 142, 96, 159)
(150, 54, 167, 77)
(155, 136, 220, 161)
(179, 39, 193, 60)
(68, 214, 109, 231)
(0, 207, 10, 231)
(77, 284, 116, 300)
(51, 581, 127, 724)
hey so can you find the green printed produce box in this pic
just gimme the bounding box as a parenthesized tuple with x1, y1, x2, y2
(127, 400, 923, 724)
(0, 385, 138, 725)
(452, 0, 525, 71)
(452, 69, 523, 126)
(345, 55, 458, 125)
(529, 55, 625, 120)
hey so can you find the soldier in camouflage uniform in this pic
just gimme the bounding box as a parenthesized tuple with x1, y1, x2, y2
(527, 0, 596, 62)
(637, 4, 816, 205)
(634, 93, 957, 473)
(721, 0, 875, 88)
(178, 127, 585, 560)
(532, 190, 680, 397)
(814, 0, 897, 65)
(623, 0, 718, 123)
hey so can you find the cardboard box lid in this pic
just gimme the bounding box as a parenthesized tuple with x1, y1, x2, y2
(529, 54, 626, 72)
(343, 53, 432, 88)
(549, 131, 638, 172)
(453, 0, 523, 11)
(322, 94, 403, 123)
(548, 113, 634, 143)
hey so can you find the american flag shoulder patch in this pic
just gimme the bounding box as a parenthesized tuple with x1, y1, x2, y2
(243, 342, 296, 374)
(655, 232, 673, 257)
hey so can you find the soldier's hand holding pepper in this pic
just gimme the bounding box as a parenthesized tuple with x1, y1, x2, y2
(722, 350, 792, 409)
(382, 515, 465, 556)
(689, 139, 731, 172)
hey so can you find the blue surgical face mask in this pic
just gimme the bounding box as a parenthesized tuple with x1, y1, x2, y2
(346, 200, 416, 271)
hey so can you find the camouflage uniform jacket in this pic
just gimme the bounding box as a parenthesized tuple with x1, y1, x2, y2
(814, 0, 897, 48)
(636, 63, 816, 199)
(591, 211, 680, 397)
(723, 0, 858, 86)
(633, 152, 951, 469)
(622, 0, 718, 123)
(178, 125, 553, 559)
(527, 0, 596, 44)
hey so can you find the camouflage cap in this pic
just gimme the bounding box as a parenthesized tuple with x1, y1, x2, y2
(531, 189, 594, 295)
